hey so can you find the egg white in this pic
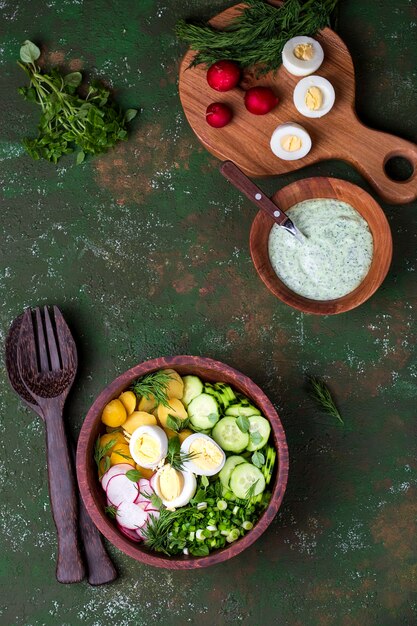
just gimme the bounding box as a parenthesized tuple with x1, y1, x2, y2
(293, 75, 335, 118)
(270, 123, 312, 161)
(128, 424, 168, 468)
(282, 36, 324, 77)
(154, 466, 197, 508)
(181, 433, 226, 477)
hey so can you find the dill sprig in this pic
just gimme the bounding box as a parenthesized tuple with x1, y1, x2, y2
(131, 370, 174, 408)
(94, 436, 117, 476)
(141, 508, 187, 555)
(176, 0, 339, 75)
(166, 435, 200, 472)
(308, 376, 343, 424)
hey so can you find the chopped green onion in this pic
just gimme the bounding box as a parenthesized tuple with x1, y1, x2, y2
(207, 524, 217, 531)
(196, 529, 205, 541)
(196, 502, 207, 510)
(217, 500, 227, 511)
(232, 505, 239, 516)
(227, 529, 240, 543)
(221, 530, 230, 536)
(242, 521, 253, 531)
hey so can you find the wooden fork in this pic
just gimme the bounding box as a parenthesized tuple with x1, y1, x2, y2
(17, 306, 85, 584)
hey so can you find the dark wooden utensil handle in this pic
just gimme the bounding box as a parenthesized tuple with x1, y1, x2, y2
(78, 496, 117, 585)
(43, 398, 85, 583)
(220, 161, 287, 226)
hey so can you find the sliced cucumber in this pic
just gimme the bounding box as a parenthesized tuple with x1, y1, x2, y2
(262, 445, 276, 484)
(219, 455, 247, 488)
(188, 393, 220, 430)
(204, 384, 226, 410)
(182, 375, 204, 407)
(247, 415, 271, 451)
(225, 403, 261, 417)
(229, 463, 266, 499)
(212, 417, 249, 453)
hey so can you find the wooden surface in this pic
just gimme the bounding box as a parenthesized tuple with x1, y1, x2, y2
(76, 356, 289, 569)
(250, 177, 393, 315)
(178, 3, 417, 204)
(5, 314, 117, 585)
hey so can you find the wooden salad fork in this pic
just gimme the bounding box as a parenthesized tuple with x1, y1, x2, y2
(6, 313, 117, 585)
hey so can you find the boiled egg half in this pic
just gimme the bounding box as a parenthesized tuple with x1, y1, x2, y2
(282, 36, 324, 77)
(181, 433, 226, 476)
(294, 75, 335, 118)
(129, 424, 168, 469)
(270, 123, 312, 161)
(153, 463, 197, 509)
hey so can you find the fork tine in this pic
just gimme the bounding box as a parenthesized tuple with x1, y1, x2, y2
(44, 306, 61, 371)
(17, 309, 39, 376)
(53, 306, 77, 370)
(34, 307, 50, 372)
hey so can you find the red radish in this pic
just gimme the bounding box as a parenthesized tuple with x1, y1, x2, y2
(139, 478, 152, 492)
(117, 523, 142, 542)
(106, 474, 139, 507)
(135, 493, 150, 505)
(207, 60, 240, 92)
(145, 507, 160, 521)
(244, 87, 278, 115)
(149, 474, 158, 491)
(206, 103, 233, 128)
(116, 501, 148, 530)
(101, 463, 132, 491)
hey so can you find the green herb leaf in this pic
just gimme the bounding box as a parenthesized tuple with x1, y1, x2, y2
(201, 475, 209, 488)
(125, 469, 142, 482)
(245, 479, 259, 500)
(236, 415, 250, 433)
(150, 493, 163, 508)
(207, 413, 219, 425)
(190, 544, 209, 557)
(308, 376, 343, 424)
(20, 40, 40, 63)
(191, 488, 207, 504)
(124, 108, 137, 122)
(105, 505, 117, 519)
(167, 414, 190, 432)
(167, 434, 199, 471)
(64, 71, 82, 87)
(94, 436, 117, 476)
(131, 370, 175, 409)
(251, 451, 265, 468)
(76, 150, 85, 165)
(250, 431, 262, 446)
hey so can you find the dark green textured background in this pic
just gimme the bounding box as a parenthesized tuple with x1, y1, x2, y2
(0, 1, 416, 625)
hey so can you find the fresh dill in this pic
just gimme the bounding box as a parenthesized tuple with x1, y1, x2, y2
(94, 436, 116, 476)
(308, 376, 343, 424)
(141, 507, 186, 555)
(166, 435, 199, 471)
(176, 0, 340, 75)
(131, 370, 175, 409)
(104, 505, 117, 519)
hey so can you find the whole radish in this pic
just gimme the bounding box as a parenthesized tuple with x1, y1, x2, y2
(244, 87, 279, 115)
(206, 102, 233, 128)
(207, 60, 241, 92)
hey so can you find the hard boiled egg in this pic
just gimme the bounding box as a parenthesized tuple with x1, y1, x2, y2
(293, 75, 335, 118)
(153, 464, 197, 509)
(181, 433, 226, 476)
(282, 36, 324, 77)
(129, 425, 168, 469)
(270, 123, 312, 161)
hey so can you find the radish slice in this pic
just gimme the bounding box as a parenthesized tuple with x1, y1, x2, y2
(149, 474, 158, 490)
(117, 523, 141, 542)
(136, 527, 146, 540)
(106, 474, 139, 507)
(116, 501, 148, 530)
(135, 493, 151, 505)
(138, 478, 152, 495)
(101, 463, 132, 491)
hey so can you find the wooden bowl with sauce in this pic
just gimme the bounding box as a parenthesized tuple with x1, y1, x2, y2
(250, 177, 392, 315)
(76, 356, 289, 569)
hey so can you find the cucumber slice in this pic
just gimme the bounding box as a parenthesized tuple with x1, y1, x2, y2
(225, 403, 261, 417)
(229, 463, 266, 499)
(219, 455, 247, 488)
(204, 385, 226, 410)
(188, 393, 220, 430)
(246, 415, 271, 452)
(182, 376, 204, 407)
(212, 417, 249, 453)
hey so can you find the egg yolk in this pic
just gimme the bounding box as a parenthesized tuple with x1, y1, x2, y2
(281, 134, 302, 152)
(189, 438, 223, 471)
(132, 433, 160, 465)
(305, 86, 323, 111)
(294, 43, 314, 61)
(158, 465, 184, 501)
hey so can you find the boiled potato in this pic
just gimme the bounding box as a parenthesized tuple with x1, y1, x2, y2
(163, 427, 179, 440)
(138, 394, 157, 413)
(118, 391, 137, 415)
(136, 464, 155, 480)
(157, 398, 187, 428)
(123, 411, 157, 434)
(161, 368, 184, 400)
(101, 399, 127, 427)
(110, 444, 135, 466)
(178, 429, 193, 444)
(99, 432, 127, 452)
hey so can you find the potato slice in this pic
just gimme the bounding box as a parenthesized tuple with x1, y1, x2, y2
(123, 411, 157, 434)
(110, 444, 135, 466)
(138, 394, 157, 413)
(157, 398, 188, 428)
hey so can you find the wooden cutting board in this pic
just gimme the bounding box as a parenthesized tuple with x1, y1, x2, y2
(178, 3, 417, 205)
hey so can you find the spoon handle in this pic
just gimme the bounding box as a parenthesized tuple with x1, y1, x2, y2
(42, 397, 85, 584)
(220, 160, 288, 226)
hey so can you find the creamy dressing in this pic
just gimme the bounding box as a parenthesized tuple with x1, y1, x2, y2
(268, 198, 373, 300)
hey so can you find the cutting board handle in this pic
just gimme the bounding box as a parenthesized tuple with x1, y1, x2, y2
(345, 120, 417, 204)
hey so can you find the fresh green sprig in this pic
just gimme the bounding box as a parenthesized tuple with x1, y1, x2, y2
(308, 376, 343, 424)
(18, 40, 137, 164)
(131, 371, 175, 409)
(166, 435, 199, 471)
(125, 469, 142, 482)
(167, 414, 190, 432)
(94, 436, 116, 476)
(176, 0, 339, 75)
(105, 505, 117, 519)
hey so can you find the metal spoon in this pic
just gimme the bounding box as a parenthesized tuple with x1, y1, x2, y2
(220, 160, 305, 242)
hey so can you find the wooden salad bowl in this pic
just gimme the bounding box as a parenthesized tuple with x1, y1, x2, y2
(250, 177, 392, 315)
(76, 356, 289, 569)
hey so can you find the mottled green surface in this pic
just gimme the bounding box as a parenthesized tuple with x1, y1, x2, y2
(0, 1, 416, 625)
